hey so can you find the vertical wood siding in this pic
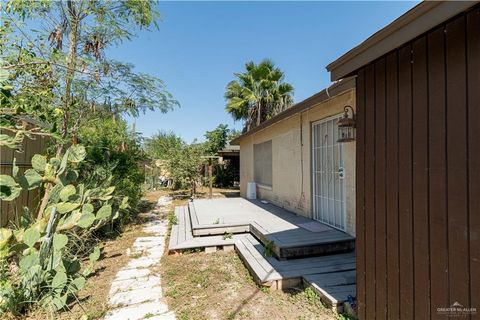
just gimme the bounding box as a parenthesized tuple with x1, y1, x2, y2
(355, 6, 479, 319)
(356, 68, 366, 319)
(0, 135, 48, 227)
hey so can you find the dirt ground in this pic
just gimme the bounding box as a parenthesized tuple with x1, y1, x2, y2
(23, 187, 343, 320)
(161, 250, 339, 320)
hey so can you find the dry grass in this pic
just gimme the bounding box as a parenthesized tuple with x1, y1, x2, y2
(161, 251, 339, 320)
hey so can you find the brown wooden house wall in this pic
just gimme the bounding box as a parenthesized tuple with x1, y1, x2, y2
(355, 5, 479, 319)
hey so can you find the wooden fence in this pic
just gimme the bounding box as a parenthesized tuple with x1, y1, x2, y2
(0, 134, 49, 227)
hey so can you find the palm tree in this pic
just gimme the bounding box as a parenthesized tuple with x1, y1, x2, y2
(225, 59, 294, 131)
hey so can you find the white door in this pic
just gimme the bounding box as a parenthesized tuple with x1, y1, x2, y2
(312, 115, 346, 231)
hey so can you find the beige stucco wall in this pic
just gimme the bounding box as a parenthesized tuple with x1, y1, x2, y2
(239, 89, 356, 236)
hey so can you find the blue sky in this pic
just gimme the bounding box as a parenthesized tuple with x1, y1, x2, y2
(110, 1, 418, 143)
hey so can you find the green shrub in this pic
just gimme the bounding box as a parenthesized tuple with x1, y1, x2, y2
(77, 117, 144, 224)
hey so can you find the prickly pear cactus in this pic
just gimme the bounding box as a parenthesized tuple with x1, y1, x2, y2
(0, 144, 126, 313)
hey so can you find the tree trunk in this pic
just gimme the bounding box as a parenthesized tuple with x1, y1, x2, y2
(57, 0, 80, 156)
(40, 2, 80, 220)
(256, 102, 261, 126)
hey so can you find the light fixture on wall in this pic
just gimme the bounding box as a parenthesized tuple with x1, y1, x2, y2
(337, 105, 356, 143)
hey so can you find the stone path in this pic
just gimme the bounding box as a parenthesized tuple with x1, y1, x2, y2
(104, 196, 175, 320)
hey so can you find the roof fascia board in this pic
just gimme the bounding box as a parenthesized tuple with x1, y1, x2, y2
(327, 1, 478, 81)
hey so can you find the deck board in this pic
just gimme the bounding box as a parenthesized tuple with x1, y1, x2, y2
(169, 199, 357, 312)
(235, 237, 270, 282)
(170, 234, 242, 250)
(190, 198, 354, 259)
(167, 206, 182, 250)
(235, 234, 356, 309)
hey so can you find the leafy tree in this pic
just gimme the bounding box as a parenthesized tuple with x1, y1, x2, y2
(144, 130, 185, 160)
(228, 128, 242, 141)
(225, 59, 294, 131)
(166, 142, 205, 195)
(0, 1, 178, 316)
(144, 132, 205, 194)
(1, 0, 178, 154)
(204, 124, 230, 155)
(1, 0, 178, 219)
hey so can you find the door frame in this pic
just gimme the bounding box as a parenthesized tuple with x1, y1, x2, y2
(311, 113, 347, 231)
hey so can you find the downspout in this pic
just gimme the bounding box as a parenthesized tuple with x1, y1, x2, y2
(298, 111, 306, 211)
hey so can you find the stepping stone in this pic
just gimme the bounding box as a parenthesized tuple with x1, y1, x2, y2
(124, 256, 160, 269)
(146, 311, 177, 320)
(113, 266, 151, 281)
(136, 236, 165, 242)
(133, 240, 164, 249)
(109, 285, 163, 307)
(110, 275, 161, 295)
(105, 301, 169, 320)
(143, 247, 165, 259)
(143, 224, 168, 235)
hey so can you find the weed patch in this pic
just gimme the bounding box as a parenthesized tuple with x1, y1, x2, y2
(161, 251, 337, 319)
(168, 211, 178, 226)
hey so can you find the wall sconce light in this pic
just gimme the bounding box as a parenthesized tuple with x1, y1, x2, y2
(337, 105, 356, 143)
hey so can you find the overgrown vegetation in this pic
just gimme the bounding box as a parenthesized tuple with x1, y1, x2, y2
(77, 116, 145, 224)
(161, 250, 339, 320)
(0, 0, 177, 316)
(0, 145, 124, 315)
(144, 123, 240, 193)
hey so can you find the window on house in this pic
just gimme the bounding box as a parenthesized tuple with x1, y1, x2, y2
(254, 140, 272, 187)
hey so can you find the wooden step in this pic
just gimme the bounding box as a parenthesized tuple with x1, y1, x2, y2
(169, 234, 243, 252)
(250, 222, 355, 260)
(235, 234, 356, 309)
(234, 234, 293, 289)
(188, 201, 250, 236)
(169, 206, 243, 253)
(303, 272, 356, 312)
(168, 206, 193, 251)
